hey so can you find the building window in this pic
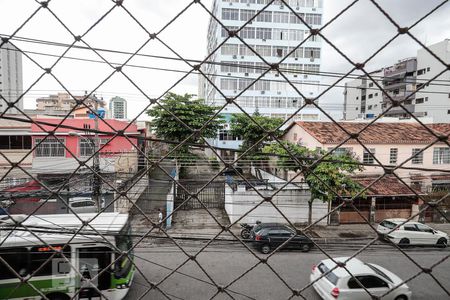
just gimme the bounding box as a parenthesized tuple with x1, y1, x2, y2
(389, 148, 398, 165)
(256, 10, 272, 22)
(255, 27, 272, 40)
(220, 61, 238, 73)
(239, 27, 256, 39)
(329, 147, 353, 157)
(35, 138, 65, 157)
(255, 45, 271, 56)
(240, 9, 256, 22)
(304, 47, 320, 59)
(219, 130, 237, 141)
(363, 148, 375, 164)
(415, 98, 424, 104)
(222, 8, 239, 20)
(433, 147, 450, 164)
(272, 46, 288, 57)
(221, 44, 239, 56)
(411, 148, 423, 164)
(273, 12, 290, 23)
(80, 139, 95, 157)
(220, 78, 238, 90)
(239, 44, 255, 56)
(255, 96, 270, 108)
(417, 68, 426, 75)
(368, 94, 373, 99)
(0, 136, 32, 150)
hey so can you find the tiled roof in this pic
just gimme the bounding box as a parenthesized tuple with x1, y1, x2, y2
(293, 122, 450, 144)
(354, 176, 423, 197)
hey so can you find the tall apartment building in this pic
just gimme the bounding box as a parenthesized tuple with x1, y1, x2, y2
(109, 96, 127, 119)
(343, 69, 384, 120)
(381, 58, 417, 118)
(343, 39, 450, 122)
(36, 93, 105, 111)
(0, 42, 23, 114)
(415, 39, 450, 122)
(201, 0, 323, 153)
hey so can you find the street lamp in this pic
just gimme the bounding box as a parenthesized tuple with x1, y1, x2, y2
(68, 131, 101, 212)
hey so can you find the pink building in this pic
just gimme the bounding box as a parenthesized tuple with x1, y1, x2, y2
(283, 121, 450, 190)
(31, 118, 140, 175)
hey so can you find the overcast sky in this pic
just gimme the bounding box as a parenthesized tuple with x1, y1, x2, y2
(0, 0, 448, 121)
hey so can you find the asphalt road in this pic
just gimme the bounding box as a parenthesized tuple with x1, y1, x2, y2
(124, 239, 450, 300)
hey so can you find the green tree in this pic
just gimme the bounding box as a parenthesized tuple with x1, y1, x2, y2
(147, 93, 224, 154)
(230, 112, 284, 166)
(263, 141, 363, 224)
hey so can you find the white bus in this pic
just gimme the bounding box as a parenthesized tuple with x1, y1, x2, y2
(0, 212, 134, 300)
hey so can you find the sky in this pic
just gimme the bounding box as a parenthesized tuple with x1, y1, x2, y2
(0, 0, 448, 121)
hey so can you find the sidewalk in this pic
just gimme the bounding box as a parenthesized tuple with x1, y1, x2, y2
(160, 222, 450, 242)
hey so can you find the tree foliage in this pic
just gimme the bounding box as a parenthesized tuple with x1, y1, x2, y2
(147, 93, 224, 146)
(263, 141, 364, 203)
(229, 112, 284, 158)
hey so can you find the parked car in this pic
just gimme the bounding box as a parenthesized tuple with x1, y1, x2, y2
(377, 218, 448, 248)
(250, 222, 284, 240)
(252, 224, 313, 254)
(310, 257, 411, 300)
(68, 197, 104, 214)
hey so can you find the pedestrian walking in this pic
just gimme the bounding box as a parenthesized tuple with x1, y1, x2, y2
(158, 208, 163, 232)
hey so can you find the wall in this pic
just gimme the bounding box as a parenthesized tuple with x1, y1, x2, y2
(225, 184, 328, 225)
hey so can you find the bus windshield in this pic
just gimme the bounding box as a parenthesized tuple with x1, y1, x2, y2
(114, 221, 133, 278)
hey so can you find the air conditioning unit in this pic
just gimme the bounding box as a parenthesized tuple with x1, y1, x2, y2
(296, 6, 299, 10)
(234, 90, 237, 94)
(312, 8, 316, 11)
(277, 91, 281, 95)
(295, 57, 298, 60)
(241, 55, 244, 59)
(294, 75, 298, 78)
(245, 72, 249, 76)
(227, 73, 231, 76)
(310, 58, 314, 62)
(262, 39, 266, 42)
(247, 3, 250, 6)
(280, 5, 284, 9)
(275, 73, 279, 77)
(232, 55, 237, 59)
(229, 2, 232, 5)
(304, 74, 308, 78)
(261, 91, 265, 94)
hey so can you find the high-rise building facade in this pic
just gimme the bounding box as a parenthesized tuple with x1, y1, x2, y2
(201, 0, 323, 152)
(0, 42, 23, 115)
(343, 39, 450, 122)
(109, 96, 127, 119)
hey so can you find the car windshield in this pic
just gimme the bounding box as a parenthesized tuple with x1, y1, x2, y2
(365, 263, 393, 283)
(318, 263, 339, 285)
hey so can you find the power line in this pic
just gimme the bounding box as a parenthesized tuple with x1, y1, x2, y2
(1, 34, 449, 98)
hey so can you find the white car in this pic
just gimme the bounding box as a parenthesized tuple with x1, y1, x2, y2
(69, 197, 105, 214)
(377, 218, 448, 247)
(310, 257, 411, 300)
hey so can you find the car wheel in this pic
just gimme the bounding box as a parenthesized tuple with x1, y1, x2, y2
(437, 237, 448, 248)
(301, 244, 311, 252)
(395, 295, 408, 300)
(399, 238, 410, 248)
(241, 229, 251, 240)
(261, 244, 271, 254)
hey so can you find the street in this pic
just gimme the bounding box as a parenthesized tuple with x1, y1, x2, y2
(125, 239, 450, 300)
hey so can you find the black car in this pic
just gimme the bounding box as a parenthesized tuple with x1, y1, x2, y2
(250, 222, 283, 240)
(253, 225, 313, 254)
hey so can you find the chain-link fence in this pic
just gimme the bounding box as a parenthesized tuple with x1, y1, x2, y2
(0, 0, 449, 299)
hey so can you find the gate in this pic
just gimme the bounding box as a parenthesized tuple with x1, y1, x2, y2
(175, 181, 225, 210)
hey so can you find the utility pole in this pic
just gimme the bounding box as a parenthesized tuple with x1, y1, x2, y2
(92, 96, 101, 213)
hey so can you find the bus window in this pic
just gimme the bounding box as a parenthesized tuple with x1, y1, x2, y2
(30, 245, 71, 277)
(0, 247, 29, 279)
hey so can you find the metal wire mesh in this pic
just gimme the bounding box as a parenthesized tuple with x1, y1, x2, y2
(0, 0, 449, 299)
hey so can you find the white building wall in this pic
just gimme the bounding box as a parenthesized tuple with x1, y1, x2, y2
(0, 42, 23, 114)
(415, 39, 450, 123)
(225, 184, 328, 225)
(205, 0, 324, 150)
